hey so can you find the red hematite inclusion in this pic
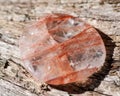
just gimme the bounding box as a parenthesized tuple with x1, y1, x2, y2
(19, 14, 106, 85)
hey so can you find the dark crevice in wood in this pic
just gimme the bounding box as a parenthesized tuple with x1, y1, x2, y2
(0, 39, 16, 46)
(0, 33, 2, 38)
(93, 91, 112, 96)
(40, 84, 51, 91)
(103, 0, 120, 4)
(4, 61, 9, 69)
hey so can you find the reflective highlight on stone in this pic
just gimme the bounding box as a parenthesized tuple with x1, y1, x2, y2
(19, 14, 106, 85)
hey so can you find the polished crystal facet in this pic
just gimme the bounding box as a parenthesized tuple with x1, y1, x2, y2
(19, 14, 106, 85)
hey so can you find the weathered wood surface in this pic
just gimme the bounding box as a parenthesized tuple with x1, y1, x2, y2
(0, 0, 120, 96)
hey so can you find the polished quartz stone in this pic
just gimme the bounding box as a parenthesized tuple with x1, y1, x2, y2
(19, 14, 106, 85)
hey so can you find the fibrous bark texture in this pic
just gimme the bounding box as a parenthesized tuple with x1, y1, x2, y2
(0, 0, 120, 96)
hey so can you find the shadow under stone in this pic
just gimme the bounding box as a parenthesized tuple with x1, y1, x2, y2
(49, 28, 116, 94)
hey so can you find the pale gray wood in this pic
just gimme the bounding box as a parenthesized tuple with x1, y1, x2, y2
(0, 0, 120, 96)
(0, 79, 37, 96)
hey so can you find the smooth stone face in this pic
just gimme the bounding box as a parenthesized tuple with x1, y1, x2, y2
(19, 14, 106, 85)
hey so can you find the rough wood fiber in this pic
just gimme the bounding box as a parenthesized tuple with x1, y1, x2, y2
(0, 0, 120, 96)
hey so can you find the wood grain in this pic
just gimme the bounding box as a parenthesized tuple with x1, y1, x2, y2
(0, 0, 120, 96)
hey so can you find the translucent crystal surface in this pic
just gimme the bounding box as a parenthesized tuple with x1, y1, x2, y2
(19, 14, 106, 85)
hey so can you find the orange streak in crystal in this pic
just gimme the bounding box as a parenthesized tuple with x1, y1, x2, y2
(46, 67, 98, 85)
